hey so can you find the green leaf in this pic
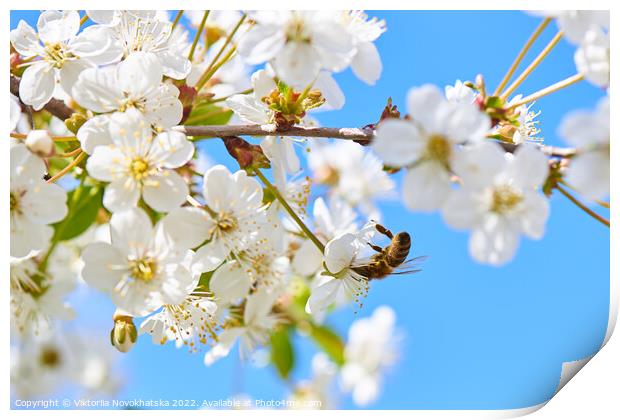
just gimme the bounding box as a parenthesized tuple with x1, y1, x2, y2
(270, 326, 295, 379)
(309, 324, 345, 366)
(185, 103, 233, 126)
(485, 96, 505, 109)
(52, 185, 102, 241)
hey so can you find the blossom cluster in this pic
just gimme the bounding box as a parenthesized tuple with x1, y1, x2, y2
(9, 9, 609, 407)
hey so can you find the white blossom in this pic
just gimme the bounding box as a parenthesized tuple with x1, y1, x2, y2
(445, 79, 477, 104)
(81, 208, 196, 316)
(305, 231, 372, 323)
(558, 95, 609, 201)
(339, 10, 386, 85)
(308, 139, 395, 218)
(72, 51, 183, 129)
(97, 10, 191, 79)
(204, 288, 281, 365)
(85, 110, 193, 212)
(161, 165, 266, 274)
(10, 256, 75, 335)
(237, 11, 354, 86)
(442, 143, 550, 265)
(372, 84, 490, 211)
(533, 10, 609, 45)
(10, 10, 121, 110)
(10, 144, 68, 258)
(575, 28, 609, 87)
(139, 284, 218, 349)
(340, 306, 400, 406)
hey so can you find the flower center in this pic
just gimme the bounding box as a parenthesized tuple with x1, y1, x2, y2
(216, 212, 238, 233)
(43, 42, 74, 68)
(39, 346, 61, 368)
(490, 185, 523, 214)
(129, 157, 150, 180)
(285, 16, 311, 43)
(425, 134, 452, 166)
(129, 257, 157, 282)
(118, 96, 146, 112)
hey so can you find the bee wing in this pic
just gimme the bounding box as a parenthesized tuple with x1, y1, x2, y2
(391, 255, 428, 276)
(404, 255, 429, 264)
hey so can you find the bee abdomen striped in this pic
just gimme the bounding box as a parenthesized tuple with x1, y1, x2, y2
(386, 232, 411, 267)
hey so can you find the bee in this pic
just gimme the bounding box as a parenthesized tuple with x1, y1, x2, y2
(352, 223, 425, 280)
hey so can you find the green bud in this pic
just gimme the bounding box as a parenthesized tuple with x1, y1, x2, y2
(65, 113, 87, 134)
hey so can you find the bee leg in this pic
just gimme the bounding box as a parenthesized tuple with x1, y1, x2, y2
(375, 223, 394, 239)
(368, 243, 383, 253)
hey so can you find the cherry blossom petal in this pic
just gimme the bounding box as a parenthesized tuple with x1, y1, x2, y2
(161, 207, 213, 250)
(10, 218, 53, 258)
(324, 233, 357, 274)
(109, 208, 153, 254)
(192, 241, 229, 274)
(142, 170, 188, 212)
(80, 242, 127, 292)
(10, 21, 41, 57)
(372, 119, 424, 167)
(19, 61, 55, 111)
(37, 10, 80, 44)
(76, 114, 111, 155)
(469, 216, 520, 266)
(351, 42, 382, 85)
(102, 178, 140, 213)
(209, 261, 252, 303)
(21, 181, 68, 224)
(85, 145, 125, 182)
(402, 162, 452, 212)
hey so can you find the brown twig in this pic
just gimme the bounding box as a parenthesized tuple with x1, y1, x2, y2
(10, 75, 75, 120)
(175, 124, 576, 157)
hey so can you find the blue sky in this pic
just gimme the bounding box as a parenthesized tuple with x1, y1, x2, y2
(10, 10, 609, 410)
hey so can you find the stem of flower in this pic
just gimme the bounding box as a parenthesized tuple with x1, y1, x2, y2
(195, 46, 238, 92)
(208, 88, 254, 104)
(556, 183, 610, 228)
(595, 199, 610, 209)
(506, 73, 585, 109)
(47, 151, 87, 183)
(10, 132, 77, 142)
(254, 167, 325, 254)
(39, 173, 87, 271)
(186, 194, 217, 218)
(194, 14, 246, 91)
(171, 10, 184, 30)
(500, 30, 564, 100)
(493, 17, 552, 96)
(58, 147, 82, 157)
(188, 11, 210, 61)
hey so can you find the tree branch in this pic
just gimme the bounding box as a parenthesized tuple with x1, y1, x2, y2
(176, 124, 374, 143)
(10, 74, 575, 159)
(175, 124, 576, 157)
(10, 75, 76, 120)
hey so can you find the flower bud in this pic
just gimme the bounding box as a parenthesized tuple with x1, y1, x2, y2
(25, 130, 55, 157)
(110, 310, 137, 353)
(223, 136, 271, 170)
(65, 113, 87, 134)
(177, 83, 198, 124)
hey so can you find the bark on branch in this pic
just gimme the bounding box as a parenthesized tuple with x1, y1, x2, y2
(176, 124, 374, 143)
(10, 75, 76, 121)
(9, 75, 575, 159)
(175, 124, 576, 157)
